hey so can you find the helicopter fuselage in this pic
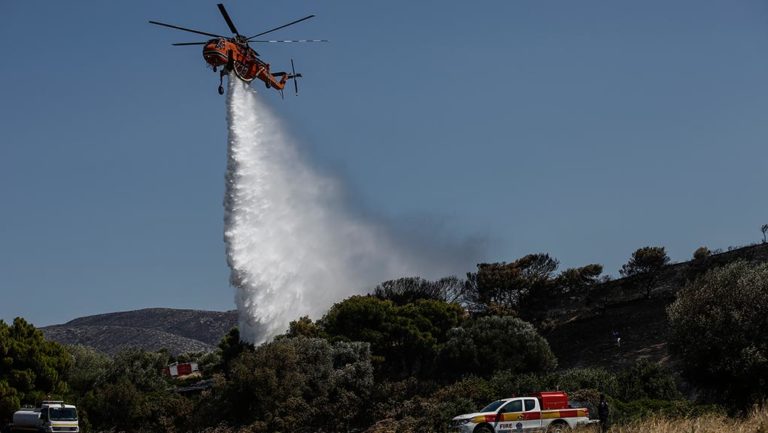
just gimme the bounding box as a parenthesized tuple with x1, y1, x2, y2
(203, 37, 289, 90)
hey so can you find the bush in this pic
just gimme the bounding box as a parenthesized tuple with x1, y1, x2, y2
(439, 316, 557, 379)
(616, 360, 680, 402)
(79, 349, 177, 432)
(552, 368, 620, 397)
(65, 345, 110, 395)
(210, 337, 374, 432)
(668, 261, 768, 408)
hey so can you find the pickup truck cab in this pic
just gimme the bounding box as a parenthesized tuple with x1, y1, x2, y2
(450, 392, 595, 433)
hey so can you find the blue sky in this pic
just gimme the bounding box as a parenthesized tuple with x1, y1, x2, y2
(2, 0, 767, 326)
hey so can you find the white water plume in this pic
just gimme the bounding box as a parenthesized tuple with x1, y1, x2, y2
(224, 78, 480, 344)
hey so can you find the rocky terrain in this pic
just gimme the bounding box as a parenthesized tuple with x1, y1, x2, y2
(42, 308, 238, 355)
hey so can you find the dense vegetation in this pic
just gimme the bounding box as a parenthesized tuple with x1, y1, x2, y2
(0, 318, 71, 423)
(2, 244, 767, 432)
(668, 260, 768, 409)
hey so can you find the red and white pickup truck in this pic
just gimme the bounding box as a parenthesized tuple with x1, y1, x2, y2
(450, 391, 597, 433)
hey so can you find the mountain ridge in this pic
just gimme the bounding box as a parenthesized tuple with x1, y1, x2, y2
(42, 308, 238, 355)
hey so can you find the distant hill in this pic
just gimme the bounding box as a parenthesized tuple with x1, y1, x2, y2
(42, 308, 238, 355)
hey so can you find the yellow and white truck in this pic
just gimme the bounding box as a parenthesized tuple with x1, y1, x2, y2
(6, 401, 79, 433)
(450, 391, 597, 433)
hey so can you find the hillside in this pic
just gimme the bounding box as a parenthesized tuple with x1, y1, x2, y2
(544, 242, 768, 370)
(38, 244, 768, 361)
(42, 308, 238, 355)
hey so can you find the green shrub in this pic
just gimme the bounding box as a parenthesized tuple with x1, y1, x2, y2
(208, 337, 374, 433)
(668, 261, 768, 408)
(440, 316, 557, 379)
(616, 360, 680, 402)
(321, 295, 464, 379)
(552, 368, 619, 397)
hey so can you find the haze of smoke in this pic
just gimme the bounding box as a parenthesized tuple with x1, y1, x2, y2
(223, 78, 482, 344)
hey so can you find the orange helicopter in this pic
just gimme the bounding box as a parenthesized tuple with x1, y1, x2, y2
(150, 4, 326, 96)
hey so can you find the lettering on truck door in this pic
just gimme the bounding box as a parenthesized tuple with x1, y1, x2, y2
(495, 399, 525, 433)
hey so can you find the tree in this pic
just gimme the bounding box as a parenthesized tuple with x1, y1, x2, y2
(466, 254, 560, 318)
(286, 316, 324, 338)
(218, 327, 252, 375)
(619, 246, 670, 298)
(79, 349, 190, 433)
(214, 337, 373, 432)
(373, 276, 466, 305)
(667, 261, 768, 408)
(762, 224, 768, 243)
(65, 345, 110, 395)
(554, 264, 604, 295)
(465, 255, 604, 321)
(0, 318, 72, 423)
(692, 246, 711, 260)
(620, 246, 670, 277)
(439, 316, 557, 379)
(320, 296, 464, 379)
(102, 349, 170, 392)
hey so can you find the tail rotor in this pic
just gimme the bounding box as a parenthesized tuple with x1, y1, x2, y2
(287, 59, 303, 96)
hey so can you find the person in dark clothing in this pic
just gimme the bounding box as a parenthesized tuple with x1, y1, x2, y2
(598, 394, 610, 432)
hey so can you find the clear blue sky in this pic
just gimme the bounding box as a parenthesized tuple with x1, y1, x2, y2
(2, 1, 767, 327)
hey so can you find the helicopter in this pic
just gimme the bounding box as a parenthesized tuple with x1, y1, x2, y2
(149, 4, 326, 96)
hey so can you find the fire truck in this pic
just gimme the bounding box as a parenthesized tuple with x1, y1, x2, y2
(450, 391, 597, 433)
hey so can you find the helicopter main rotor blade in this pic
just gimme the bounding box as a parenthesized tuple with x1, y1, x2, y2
(250, 39, 328, 43)
(149, 20, 225, 39)
(247, 15, 315, 40)
(172, 42, 208, 46)
(217, 4, 239, 35)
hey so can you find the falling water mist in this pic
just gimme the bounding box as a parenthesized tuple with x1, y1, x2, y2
(223, 78, 480, 344)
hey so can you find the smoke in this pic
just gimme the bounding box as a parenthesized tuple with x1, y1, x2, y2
(223, 78, 482, 344)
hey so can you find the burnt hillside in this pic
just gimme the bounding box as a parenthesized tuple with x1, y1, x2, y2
(544, 243, 768, 370)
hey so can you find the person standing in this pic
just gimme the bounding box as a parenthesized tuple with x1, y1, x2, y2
(598, 394, 610, 432)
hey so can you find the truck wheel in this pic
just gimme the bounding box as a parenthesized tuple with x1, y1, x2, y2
(547, 421, 570, 433)
(474, 425, 494, 433)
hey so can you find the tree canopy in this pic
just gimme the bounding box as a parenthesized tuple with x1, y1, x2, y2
(620, 246, 670, 277)
(373, 276, 466, 305)
(464, 254, 603, 320)
(320, 295, 464, 379)
(668, 260, 768, 408)
(440, 315, 557, 378)
(212, 337, 374, 432)
(0, 318, 72, 423)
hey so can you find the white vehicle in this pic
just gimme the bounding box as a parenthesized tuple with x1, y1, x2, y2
(450, 391, 597, 433)
(6, 401, 79, 433)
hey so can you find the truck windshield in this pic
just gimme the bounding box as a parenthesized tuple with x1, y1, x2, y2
(49, 408, 77, 421)
(480, 400, 506, 412)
